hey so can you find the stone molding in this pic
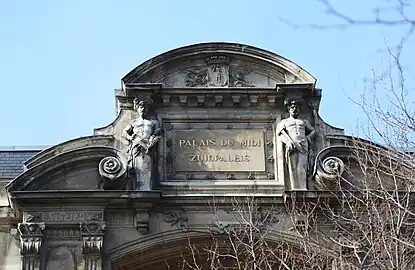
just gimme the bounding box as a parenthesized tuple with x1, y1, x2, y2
(120, 83, 316, 110)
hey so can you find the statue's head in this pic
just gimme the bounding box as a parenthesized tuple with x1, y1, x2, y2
(133, 98, 152, 118)
(284, 98, 301, 118)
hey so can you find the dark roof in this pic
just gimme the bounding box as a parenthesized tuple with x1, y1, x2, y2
(0, 148, 46, 179)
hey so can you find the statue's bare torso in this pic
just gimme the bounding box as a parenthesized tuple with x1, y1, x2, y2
(128, 118, 156, 143)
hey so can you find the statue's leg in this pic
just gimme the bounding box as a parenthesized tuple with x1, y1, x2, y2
(287, 151, 307, 190)
(287, 152, 297, 189)
(134, 155, 152, 191)
(296, 152, 308, 190)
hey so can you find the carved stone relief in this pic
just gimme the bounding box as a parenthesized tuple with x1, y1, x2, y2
(162, 210, 188, 231)
(98, 155, 127, 190)
(79, 221, 106, 270)
(24, 211, 103, 224)
(185, 68, 208, 87)
(183, 56, 255, 88)
(206, 56, 230, 87)
(229, 67, 254, 87)
(276, 98, 317, 190)
(314, 156, 345, 190)
(122, 97, 162, 191)
(79, 222, 105, 254)
(18, 222, 45, 270)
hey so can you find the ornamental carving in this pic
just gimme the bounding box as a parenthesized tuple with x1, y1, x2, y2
(135, 212, 150, 234)
(162, 210, 188, 231)
(229, 67, 253, 87)
(18, 222, 45, 255)
(122, 97, 162, 191)
(184, 56, 255, 88)
(24, 211, 103, 224)
(98, 155, 127, 190)
(276, 98, 316, 190)
(185, 68, 208, 87)
(79, 222, 106, 254)
(314, 156, 345, 190)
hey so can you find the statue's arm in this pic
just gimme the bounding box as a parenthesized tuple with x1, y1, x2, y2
(152, 120, 162, 136)
(275, 120, 288, 144)
(146, 120, 162, 150)
(122, 123, 134, 142)
(305, 120, 316, 140)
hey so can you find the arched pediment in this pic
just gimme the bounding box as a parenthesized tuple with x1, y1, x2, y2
(6, 145, 125, 192)
(122, 42, 316, 88)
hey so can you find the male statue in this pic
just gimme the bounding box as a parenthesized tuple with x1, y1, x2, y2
(276, 98, 316, 190)
(122, 98, 162, 190)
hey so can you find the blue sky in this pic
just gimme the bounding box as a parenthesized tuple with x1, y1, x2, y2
(0, 0, 414, 146)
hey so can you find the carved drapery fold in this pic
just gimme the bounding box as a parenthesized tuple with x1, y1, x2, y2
(80, 221, 106, 270)
(17, 222, 45, 270)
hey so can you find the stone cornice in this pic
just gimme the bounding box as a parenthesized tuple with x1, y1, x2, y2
(116, 83, 318, 111)
(8, 191, 161, 220)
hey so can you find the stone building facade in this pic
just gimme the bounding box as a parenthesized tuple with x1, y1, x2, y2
(0, 42, 379, 269)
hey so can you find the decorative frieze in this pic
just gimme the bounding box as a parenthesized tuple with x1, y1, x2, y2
(44, 228, 81, 240)
(24, 211, 103, 224)
(107, 213, 135, 228)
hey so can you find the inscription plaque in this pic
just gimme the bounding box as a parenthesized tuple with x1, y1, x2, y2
(173, 130, 265, 172)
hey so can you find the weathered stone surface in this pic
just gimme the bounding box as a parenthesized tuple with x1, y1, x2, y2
(46, 247, 75, 270)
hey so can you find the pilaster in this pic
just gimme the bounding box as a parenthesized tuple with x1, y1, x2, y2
(17, 222, 45, 270)
(80, 221, 106, 270)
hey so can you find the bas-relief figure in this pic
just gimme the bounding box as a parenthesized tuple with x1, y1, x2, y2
(276, 98, 316, 190)
(122, 98, 162, 190)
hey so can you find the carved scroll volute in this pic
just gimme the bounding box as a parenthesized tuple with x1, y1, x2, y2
(80, 221, 106, 270)
(314, 156, 345, 190)
(98, 155, 127, 190)
(17, 222, 46, 270)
